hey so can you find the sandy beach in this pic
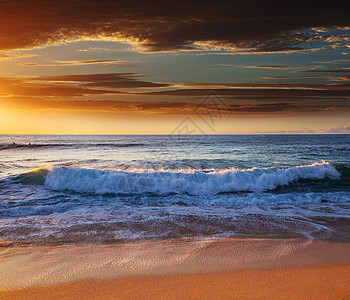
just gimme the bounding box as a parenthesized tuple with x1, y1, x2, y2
(1, 238, 350, 299)
(1, 265, 350, 300)
(1, 0, 350, 295)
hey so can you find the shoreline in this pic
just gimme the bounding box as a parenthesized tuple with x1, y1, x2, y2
(1, 237, 350, 290)
(1, 264, 350, 299)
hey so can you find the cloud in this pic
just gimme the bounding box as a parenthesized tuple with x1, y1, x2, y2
(228, 103, 294, 113)
(0, 1, 349, 52)
(232, 65, 299, 70)
(324, 35, 350, 43)
(324, 34, 350, 49)
(256, 126, 350, 134)
(180, 82, 350, 90)
(0, 77, 119, 97)
(145, 87, 350, 98)
(3, 97, 349, 116)
(298, 69, 350, 73)
(274, 129, 316, 134)
(325, 125, 350, 133)
(0, 73, 172, 99)
(263, 75, 350, 81)
(2, 72, 350, 100)
(83, 81, 170, 88)
(315, 59, 350, 64)
(33, 73, 140, 82)
(33, 73, 171, 89)
(17, 60, 137, 67)
(327, 76, 350, 81)
(0, 51, 37, 60)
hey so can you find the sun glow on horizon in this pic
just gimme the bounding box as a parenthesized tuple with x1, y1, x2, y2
(0, 4, 349, 134)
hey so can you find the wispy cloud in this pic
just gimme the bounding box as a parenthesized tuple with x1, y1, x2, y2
(3, 97, 350, 117)
(0, 77, 119, 97)
(33, 73, 171, 89)
(179, 82, 350, 90)
(220, 64, 299, 69)
(0, 51, 37, 60)
(325, 125, 350, 133)
(298, 69, 350, 73)
(2, 72, 350, 114)
(254, 125, 350, 134)
(145, 87, 350, 98)
(17, 60, 137, 67)
(314, 59, 350, 64)
(263, 75, 350, 81)
(0, 73, 171, 99)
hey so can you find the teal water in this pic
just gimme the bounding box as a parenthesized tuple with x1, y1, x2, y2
(0, 134, 349, 244)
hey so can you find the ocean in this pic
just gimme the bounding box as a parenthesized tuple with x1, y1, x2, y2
(0, 134, 349, 245)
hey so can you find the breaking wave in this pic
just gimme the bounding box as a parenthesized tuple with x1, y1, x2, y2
(16, 161, 341, 196)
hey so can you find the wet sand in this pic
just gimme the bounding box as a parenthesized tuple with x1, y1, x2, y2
(1, 265, 350, 300)
(1, 238, 350, 299)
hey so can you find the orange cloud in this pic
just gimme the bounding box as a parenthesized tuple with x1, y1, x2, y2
(17, 60, 138, 67)
(2, 97, 350, 117)
(1, 73, 350, 117)
(0, 77, 117, 97)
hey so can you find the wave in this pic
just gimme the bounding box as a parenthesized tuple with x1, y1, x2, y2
(16, 161, 341, 195)
(0, 143, 145, 150)
(94, 143, 145, 147)
(0, 144, 63, 150)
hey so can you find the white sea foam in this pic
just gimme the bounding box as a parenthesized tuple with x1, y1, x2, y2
(44, 161, 340, 195)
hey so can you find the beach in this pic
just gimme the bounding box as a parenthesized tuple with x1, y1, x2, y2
(1, 0, 350, 296)
(2, 265, 350, 300)
(1, 238, 350, 299)
(1, 134, 350, 298)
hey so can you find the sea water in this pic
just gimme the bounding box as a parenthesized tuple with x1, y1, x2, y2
(0, 134, 349, 245)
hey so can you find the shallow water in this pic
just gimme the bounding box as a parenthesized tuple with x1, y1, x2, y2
(0, 134, 349, 244)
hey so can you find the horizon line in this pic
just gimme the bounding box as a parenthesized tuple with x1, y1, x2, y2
(1, 133, 350, 136)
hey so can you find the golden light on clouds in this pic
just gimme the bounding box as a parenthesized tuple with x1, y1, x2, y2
(0, 1, 349, 134)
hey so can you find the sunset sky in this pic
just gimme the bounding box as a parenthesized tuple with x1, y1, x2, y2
(0, 0, 350, 134)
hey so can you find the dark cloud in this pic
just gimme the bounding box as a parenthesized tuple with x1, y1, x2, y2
(33, 73, 140, 82)
(3, 72, 350, 101)
(145, 88, 350, 98)
(83, 81, 170, 89)
(0, 1, 349, 52)
(69, 60, 124, 65)
(264, 75, 350, 81)
(299, 69, 350, 73)
(18, 60, 138, 67)
(34, 73, 171, 89)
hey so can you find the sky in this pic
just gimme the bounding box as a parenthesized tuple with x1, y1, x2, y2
(0, 0, 350, 134)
